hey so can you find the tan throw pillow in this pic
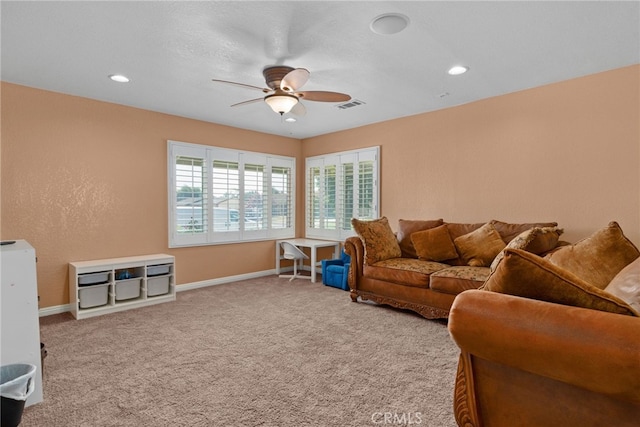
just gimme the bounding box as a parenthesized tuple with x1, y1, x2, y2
(604, 258, 640, 314)
(411, 224, 458, 262)
(545, 221, 640, 289)
(454, 222, 506, 267)
(482, 249, 638, 316)
(396, 219, 444, 258)
(352, 217, 402, 265)
(526, 226, 564, 255)
(489, 228, 539, 272)
(490, 220, 559, 242)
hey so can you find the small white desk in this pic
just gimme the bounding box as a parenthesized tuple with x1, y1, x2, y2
(275, 238, 341, 283)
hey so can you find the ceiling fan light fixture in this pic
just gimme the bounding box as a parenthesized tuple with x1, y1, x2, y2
(265, 93, 298, 115)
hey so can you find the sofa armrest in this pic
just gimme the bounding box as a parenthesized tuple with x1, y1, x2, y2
(344, 236, 364, 291)
(448, 289, 640, 403)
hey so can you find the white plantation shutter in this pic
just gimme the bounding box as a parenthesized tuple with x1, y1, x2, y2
(169, 141, 295, 247)
(270, 160, 294, 237)
(307, 162, 321, 230)
(306, 146, 379, 240)
(357, 151, 377, 220)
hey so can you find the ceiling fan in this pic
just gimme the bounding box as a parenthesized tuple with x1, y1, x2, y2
(212, 66, 351, 116)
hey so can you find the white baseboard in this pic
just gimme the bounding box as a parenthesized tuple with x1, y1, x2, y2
(39, 268, 311, 317)
(175, 269, 276, 292)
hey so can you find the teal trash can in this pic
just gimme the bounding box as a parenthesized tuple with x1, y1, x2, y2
(1, 364, 37, 427)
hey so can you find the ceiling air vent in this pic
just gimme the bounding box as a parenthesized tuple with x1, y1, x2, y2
(336, 99, 366, 110)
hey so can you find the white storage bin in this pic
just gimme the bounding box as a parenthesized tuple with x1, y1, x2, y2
(147, 264, 171, 277)
(78, 271, 109, 285)
(78, 283, 109, 308)
(147, 276, 170, 296)
(115, 278, 141, 301)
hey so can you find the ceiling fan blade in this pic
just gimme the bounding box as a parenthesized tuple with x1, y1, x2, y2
(230, 98, 264, 108)
(297, 91, 351, 102)
(290, 101, 306, 116)
(212, 79, 269, 93)
(280, 68, 309, 92)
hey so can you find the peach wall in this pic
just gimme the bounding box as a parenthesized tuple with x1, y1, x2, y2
(1, 83, 301, 308)
(303, 65, 640, 247)
(2, 65, 639, 310)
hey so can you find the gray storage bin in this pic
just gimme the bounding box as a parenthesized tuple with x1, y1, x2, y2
(78, 283, 109, 308)
(147, 276, 170, 296)
(115, 278, 141, 301)
(78, 271, 109, 285)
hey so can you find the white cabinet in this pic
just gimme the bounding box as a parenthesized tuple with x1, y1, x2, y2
(69, 254, 175, 320)
(1, 240, 44, 407)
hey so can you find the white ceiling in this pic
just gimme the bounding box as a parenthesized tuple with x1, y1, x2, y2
(2, 1, 639, 139)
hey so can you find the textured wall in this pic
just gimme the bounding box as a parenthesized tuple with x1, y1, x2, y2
(1, 84, 301, 308)
(2, 65, 639, 310)
(303, 65, 640, 247)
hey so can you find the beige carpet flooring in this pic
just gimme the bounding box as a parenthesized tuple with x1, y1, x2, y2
(22, 276, 459, 427)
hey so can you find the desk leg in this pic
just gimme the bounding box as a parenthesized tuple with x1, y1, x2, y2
(311, 248, 317, 283)
(275, 241, 281, 275)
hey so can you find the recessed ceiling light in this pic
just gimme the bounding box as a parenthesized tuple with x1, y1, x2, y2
(285, 117, 296, 123)
(370, 13, 410, 35)
(448, 66, 469, 76)
(109, 74, 130, 83)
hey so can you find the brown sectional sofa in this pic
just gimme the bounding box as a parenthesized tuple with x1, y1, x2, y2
(448, 221, 640, 427)
(344, 218, 560, 319)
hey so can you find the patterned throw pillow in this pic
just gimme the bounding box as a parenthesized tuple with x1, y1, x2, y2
(545, 221, 640, 289)
(490, 228, 539, 272)
(525, 226, 564, 254)
(490, 226, 564, 272)
(482, 249, 638, 316)
(410, 224, 458, 262)
(352, 217, 402, 265)
(454, 223, 506, 267)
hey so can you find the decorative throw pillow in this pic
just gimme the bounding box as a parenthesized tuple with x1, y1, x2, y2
(525, 226, 564, 255)
(454, 222, 506, 267)
(545, 221, 640, 289)
(489, 228, 540, 272)
(604, 258, 640, 313)
(490, 220, 558, 243)
(482, 249, 638, 316)
(352, 217, 402, 265)
(396, 219, 444, 258)
(411, 224, 458, 262)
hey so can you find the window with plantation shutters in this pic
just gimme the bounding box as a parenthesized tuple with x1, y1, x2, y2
(306, 147, 379, 240)
(168, 141, 295, 247)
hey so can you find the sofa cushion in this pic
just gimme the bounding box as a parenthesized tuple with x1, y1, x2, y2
(490, 220, 558, 242)
(489, 226, 564, 272)
(525, 226, 564, 255)
(430, 266, 490, 295)
(396, 218, 444, 258)
(352, 217, 402, 265)
(454, 222, 506, 267)
(482, 248, 638, 316)
(545, 221, 640, 289)
(489, 228, 539, 272)
(604, 257, 640, 313)
(364, 258, 449, 288)
(411, 224, 458, 262)
(445, 222, 485, 240)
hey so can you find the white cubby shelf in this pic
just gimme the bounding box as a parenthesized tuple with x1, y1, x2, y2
(69, 254, 175, 320)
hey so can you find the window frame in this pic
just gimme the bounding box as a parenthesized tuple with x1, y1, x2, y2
(305, 146, 380, 241)
(168, 140, 295, 247)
